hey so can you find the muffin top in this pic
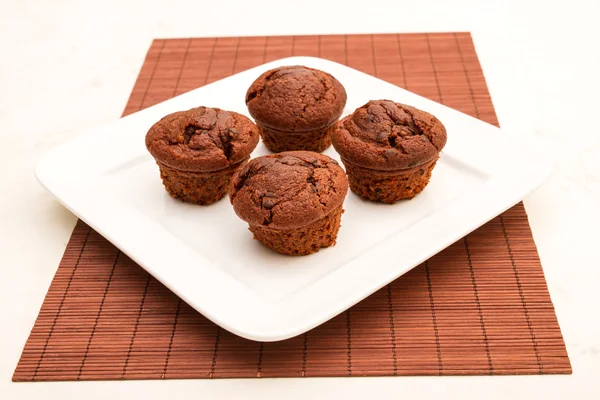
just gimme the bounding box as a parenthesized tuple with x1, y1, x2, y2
(146, 107, 259, 172)
(245, 65, 347, 132)
(332, 100, 447, 171)
(230, 151, 348, 229)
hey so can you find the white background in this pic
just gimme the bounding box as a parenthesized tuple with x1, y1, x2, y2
(1, 0, 599, 398)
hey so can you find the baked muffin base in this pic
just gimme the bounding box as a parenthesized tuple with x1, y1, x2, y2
(342, 157, 438, 204)
(158, 158, 248, 205)
(248, 205, 344, 256)
(257, 121, 338, 153)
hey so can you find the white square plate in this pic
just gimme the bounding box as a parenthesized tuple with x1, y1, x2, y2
(36, 57, 551, 341)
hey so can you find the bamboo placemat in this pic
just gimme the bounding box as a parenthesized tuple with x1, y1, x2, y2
(14, 33, 571, 381)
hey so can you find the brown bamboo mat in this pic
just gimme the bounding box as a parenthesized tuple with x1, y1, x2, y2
(14, 33, 571, 382)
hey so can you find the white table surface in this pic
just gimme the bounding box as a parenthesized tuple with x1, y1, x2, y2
(1, 0, 599, 398)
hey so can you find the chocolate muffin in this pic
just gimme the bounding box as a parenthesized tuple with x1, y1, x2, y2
(245, 66, 347, 153)
(332, 100, 447, 203)
(230, 151, 348, 256)
(146, 106, 259, 205)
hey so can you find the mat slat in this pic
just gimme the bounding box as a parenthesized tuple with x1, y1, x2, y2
(13, 33, 571, 382)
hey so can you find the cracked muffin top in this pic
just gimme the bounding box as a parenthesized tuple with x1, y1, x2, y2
(230, 151, 348, 229)
(245, 65, 347, 132)
(145, 107, 259, 172)
(332, 100, 447, 171)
